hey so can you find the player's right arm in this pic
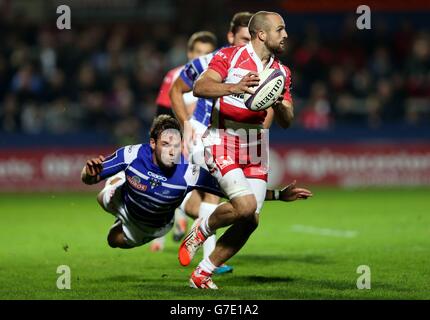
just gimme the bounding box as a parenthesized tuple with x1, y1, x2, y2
(81, 145, 140, 185)
(171, 55, 211, 128)
(194, 69, 259, 98)
(193, 49, 260, 98)
(169, 77, 192, 128)
(81, 155, 105, 185)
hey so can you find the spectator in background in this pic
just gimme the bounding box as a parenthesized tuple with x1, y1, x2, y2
(405, 32, 430, 97)
(0, 13, 429, 139)
(0, 94, 20, 132)
(11, 63, 44, 102)
(299, 82, 331, 130)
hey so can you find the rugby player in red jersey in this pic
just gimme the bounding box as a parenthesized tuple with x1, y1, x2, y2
(155, 31, 217, 117)
(178, 11, 295, 289)
(169, 12, 266, 275)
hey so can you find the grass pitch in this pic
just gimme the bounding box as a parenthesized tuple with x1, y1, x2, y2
(0, 188, 429, 300)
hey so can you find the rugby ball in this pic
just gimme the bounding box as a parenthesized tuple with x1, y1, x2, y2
(244, 68, 285, 111)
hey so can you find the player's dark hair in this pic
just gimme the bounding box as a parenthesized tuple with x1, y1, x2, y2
(229, 12, 253, 35)
(248, 11, 275, 39)
(150, 115, 182, 141)
(187, 31, 217, 52)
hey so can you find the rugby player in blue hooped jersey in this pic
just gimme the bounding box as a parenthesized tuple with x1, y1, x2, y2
(81, 115, 312, 249)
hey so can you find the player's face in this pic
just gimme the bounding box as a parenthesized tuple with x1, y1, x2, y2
(152, 130, 182, 169)
(187, 41, 216, 60)
(265, 14, 288, 55)
(230, 27, 251, 46)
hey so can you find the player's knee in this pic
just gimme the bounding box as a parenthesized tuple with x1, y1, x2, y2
(234, 196, 257, 220)
(244, 214, 259, 231)
(107, 230, 123, 248)
(202, 193, 219, 204)
(97, 191, 104, 208)
(184, 200, 199, 219)
(107, 233, 118, 248)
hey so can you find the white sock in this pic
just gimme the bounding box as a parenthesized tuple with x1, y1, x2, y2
(179, 192, 192, 213)
(199, 202, 218, 258)
(150, 236, 165, 250)
(174, 207, 187, 221)
(198, 256, 217, 274)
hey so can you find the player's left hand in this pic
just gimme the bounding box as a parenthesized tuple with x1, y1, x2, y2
(272, 88, 286, 108)
(279, 180, 313, 201)
(85, 155, 105, 177)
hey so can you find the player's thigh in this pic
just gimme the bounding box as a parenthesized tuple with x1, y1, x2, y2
(184, 190, 203, 219)
(121, 214, 175, 247)
(202, 192, 220, 204)
(98, 172, 126, 214)
(218, 168, 257, 216)
(246, 178, 267, 214)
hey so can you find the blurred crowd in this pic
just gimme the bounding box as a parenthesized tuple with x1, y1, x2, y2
(290, 18, 430, 130)
(0, 14, 429, 144)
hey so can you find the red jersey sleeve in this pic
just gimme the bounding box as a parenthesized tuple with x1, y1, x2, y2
(282, 65, 293, 104)
(155, 67, 182, 108)
(208, 48, 233, 80)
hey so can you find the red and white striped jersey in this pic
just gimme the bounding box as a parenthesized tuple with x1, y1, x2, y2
(208, 43, 292, 129)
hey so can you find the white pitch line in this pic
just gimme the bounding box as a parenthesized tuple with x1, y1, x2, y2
(290, 224, 358, 238)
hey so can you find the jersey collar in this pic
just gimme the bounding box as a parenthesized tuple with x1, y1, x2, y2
(245, 43, 274, 73)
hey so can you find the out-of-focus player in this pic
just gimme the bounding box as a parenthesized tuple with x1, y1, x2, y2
(151, 31, 217, 251)
(155, 31, 217, 117)
(170, 12, 274, 275)
(81, 115, 312, 254)
(178, 11, 295, 289)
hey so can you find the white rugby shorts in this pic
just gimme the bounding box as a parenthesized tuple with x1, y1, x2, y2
(100, 172, 174, 247)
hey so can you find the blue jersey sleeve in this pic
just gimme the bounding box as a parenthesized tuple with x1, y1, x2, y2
(179, 56, 207, 89)
(187, 167, 225, 198)
(99, 144, 141, 180)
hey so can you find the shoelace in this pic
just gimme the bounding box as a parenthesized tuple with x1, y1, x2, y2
(195, 272, 213, 286)
(184, 228, 203, 251)
(201, 277, 213, 287)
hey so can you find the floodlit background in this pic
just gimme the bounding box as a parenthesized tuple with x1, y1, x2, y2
(0, 0, 429, 299)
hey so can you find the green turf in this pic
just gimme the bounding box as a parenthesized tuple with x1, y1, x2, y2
(0, 188, 429, 299)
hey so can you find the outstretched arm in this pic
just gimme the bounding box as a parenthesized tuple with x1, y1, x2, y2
(81, 155, 105, 185)
(265, 180, 312, 201)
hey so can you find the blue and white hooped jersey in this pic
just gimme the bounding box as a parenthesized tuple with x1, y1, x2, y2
(180, 51, 216, 127)
(99, 143, 223, 228)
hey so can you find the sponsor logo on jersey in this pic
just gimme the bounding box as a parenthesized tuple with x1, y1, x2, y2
(154, 191, 177, 199)
(192, 165, 198, 176)
(232, 93, 245, 99)
(215, 155, 234, 170)
(185, 65, 198, 81)
(149, 178, 161, 189)
(216, 51, 227, 59)
(237, 57, 251, 68)
(232, 73, 245, 78)
(126, 175, 147, 191)
(148, 171, 167, 181)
